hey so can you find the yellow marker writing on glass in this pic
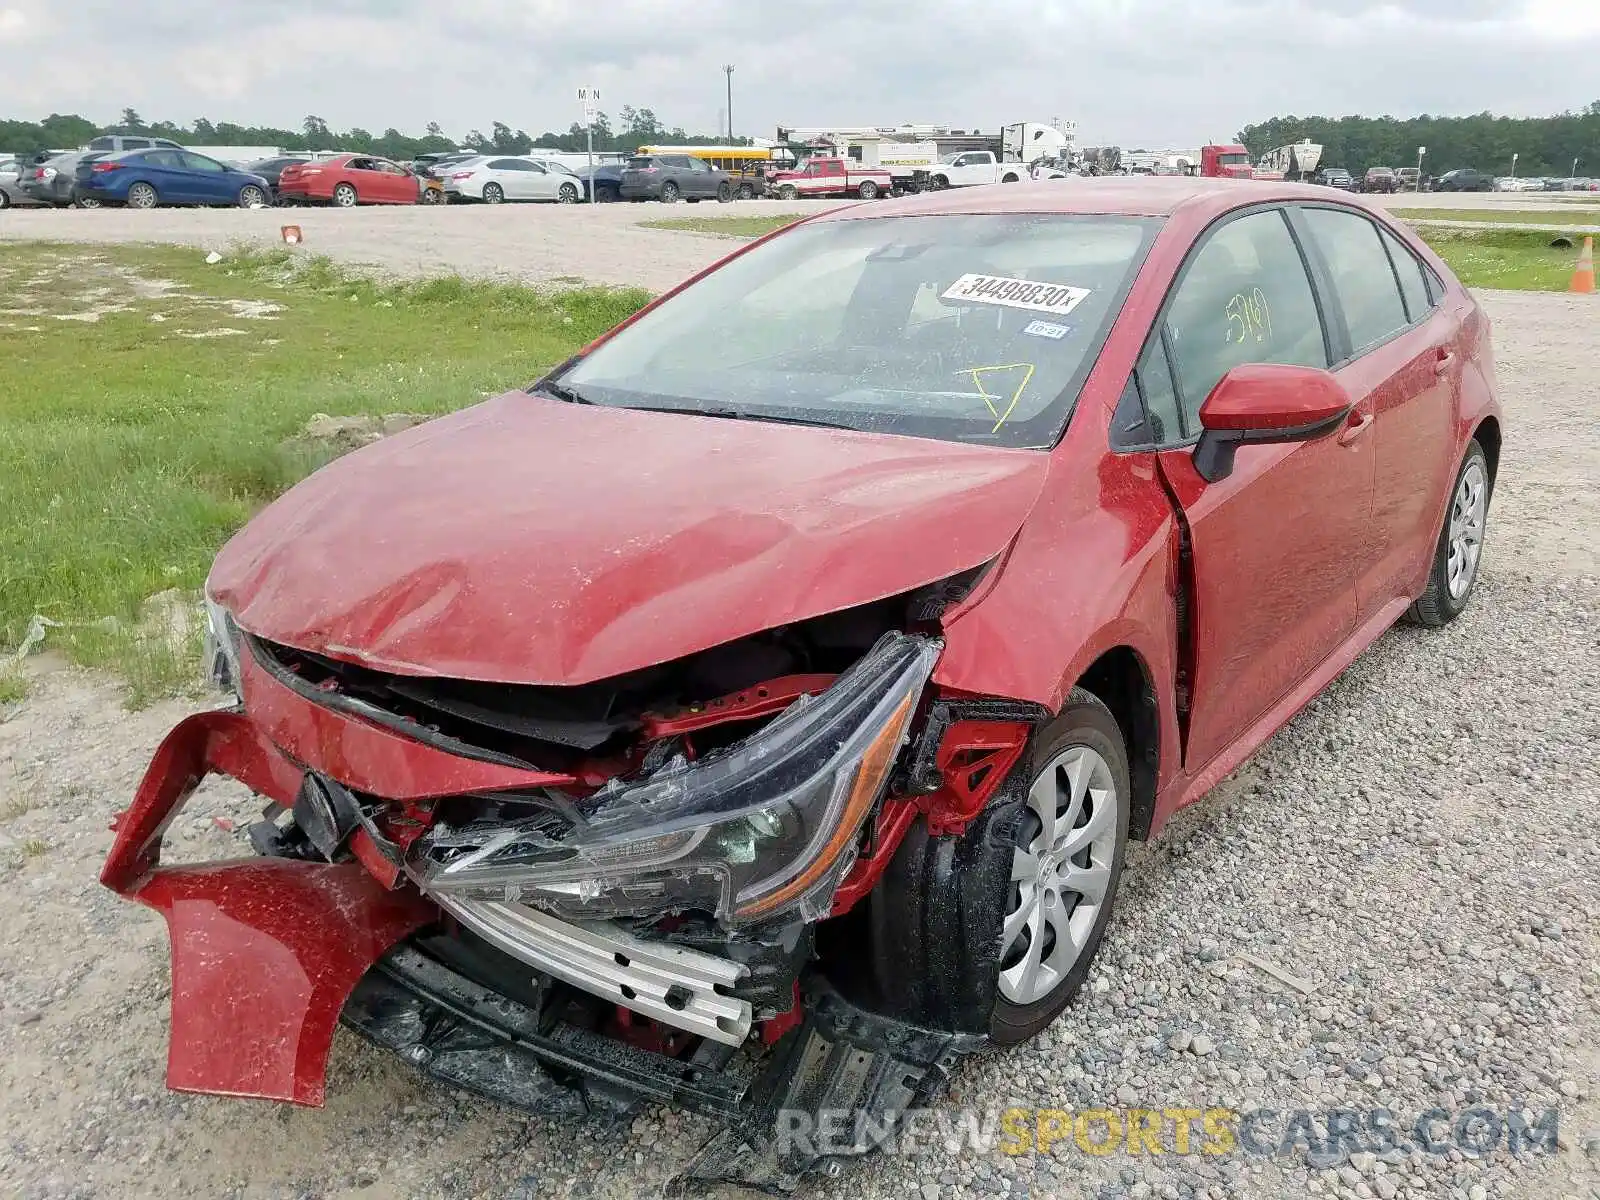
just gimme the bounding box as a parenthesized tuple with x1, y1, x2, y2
(963, 363, 1036, 432)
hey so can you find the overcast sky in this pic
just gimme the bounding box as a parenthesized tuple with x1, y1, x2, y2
(4, 0, 1598, 147)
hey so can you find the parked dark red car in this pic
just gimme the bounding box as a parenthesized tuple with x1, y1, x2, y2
(104, 178, 1500, 1189)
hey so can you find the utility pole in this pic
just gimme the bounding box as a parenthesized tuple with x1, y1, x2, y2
(723, 64, 735, 141)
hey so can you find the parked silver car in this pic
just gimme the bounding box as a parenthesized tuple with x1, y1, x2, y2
(440, 156, 583, 204)
(18, 150, 109, 206)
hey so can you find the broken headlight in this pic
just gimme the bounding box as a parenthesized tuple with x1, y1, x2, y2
(414, 633, 940, 926)
(203, 595, 242, 699)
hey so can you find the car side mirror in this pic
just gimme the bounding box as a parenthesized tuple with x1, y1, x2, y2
(1192, 363, 1352, 483)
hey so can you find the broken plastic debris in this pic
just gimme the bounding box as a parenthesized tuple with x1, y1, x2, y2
(6, 615, 60, 668)
(204, 251, 224, 265)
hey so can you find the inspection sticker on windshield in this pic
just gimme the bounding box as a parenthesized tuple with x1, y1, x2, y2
(1022, 319, 1072, 340)
(942, 274, 1091, 316)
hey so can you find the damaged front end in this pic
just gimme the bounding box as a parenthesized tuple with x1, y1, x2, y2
(106, 590, 1037, 1191)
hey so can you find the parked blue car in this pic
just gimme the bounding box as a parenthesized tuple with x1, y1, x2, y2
(73, 149, 273, 209)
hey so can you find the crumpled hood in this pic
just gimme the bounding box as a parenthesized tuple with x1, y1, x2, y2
(210, 391, 1049, 685)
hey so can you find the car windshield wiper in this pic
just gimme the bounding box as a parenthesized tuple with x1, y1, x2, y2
(624, 404, 858, 431)
(534, 378, 593, 405)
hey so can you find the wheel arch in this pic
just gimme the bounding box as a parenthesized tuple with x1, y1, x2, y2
(1072, 646, 1159, 841)
(1472, 414, 1502, 491)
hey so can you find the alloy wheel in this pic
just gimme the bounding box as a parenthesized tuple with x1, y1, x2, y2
(998, 746, 1120, 1006)
(128, 183, 157, 210)
(1446, 458, 1488, 599)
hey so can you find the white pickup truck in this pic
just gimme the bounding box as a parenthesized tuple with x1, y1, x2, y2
(925, 151, 1031, 190)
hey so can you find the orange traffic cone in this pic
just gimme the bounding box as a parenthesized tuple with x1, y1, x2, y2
(1572, 235, 1595, 294)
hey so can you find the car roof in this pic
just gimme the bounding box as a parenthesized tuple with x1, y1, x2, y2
(815, 176, 1372, 223)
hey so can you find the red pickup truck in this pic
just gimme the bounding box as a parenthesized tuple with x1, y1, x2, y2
(767, 156, 893, 199)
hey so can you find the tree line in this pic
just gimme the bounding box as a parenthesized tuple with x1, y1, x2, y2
(0, 107, 747, 160)
(1239, 102, 1600, 177)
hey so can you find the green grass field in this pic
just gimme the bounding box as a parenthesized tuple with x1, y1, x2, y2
(1394, 207, 1600, 226)
(1413, 226, 1584, 291)
(0, 243, 648, 701)
(642, 214, 807, 238)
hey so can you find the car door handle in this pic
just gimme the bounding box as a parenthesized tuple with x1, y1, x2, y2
(1433, 348, 1456, 376)
(1337, 410, 1374, 446)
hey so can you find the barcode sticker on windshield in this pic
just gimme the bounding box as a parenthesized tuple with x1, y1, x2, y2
(941, 274, 1091, 316)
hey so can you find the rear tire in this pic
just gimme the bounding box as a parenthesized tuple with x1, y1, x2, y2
(237, 184, 267, 208)
(126, 182, 158, 210)
(928, 175, 949, 191)
(1407, 440, 1490, 628)
(857, 180, 879, 199)
(74, 193, 102, 209)
(332, 182, 359, 208)
(776, 184, 797, 200)
(660, 181, 680, 203)
(482, 182, 504, 204)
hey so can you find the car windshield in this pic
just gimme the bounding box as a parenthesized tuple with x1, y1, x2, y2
(558, 213, 1159, 449)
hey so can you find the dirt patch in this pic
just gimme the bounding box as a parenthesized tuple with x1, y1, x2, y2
(287, 411, 432, 457)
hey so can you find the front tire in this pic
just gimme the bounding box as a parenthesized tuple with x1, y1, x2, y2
(1408, 440, 1490, 627)
(737, 182, 755, 200)
(127, 182, 159, 210)
(558, 182, 579, 203)
(717, 181, 734, 203)
(332, 182, 359, 208)
(989, 692, 1129, 1044)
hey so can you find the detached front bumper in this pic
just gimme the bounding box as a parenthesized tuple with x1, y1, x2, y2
(99, 709, 437, 1104)
(101, 629, 993, 1190)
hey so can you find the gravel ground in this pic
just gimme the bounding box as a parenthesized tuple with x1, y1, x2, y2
(0, 277, 1596, 1200)
(0, 198, 847, 292)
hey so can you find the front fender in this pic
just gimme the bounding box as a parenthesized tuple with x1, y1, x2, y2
(934, 448, 1182, 798)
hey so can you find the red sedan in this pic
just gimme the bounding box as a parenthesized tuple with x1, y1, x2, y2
(276, 153, 420, 206)
(103, 178, 1500, 1187)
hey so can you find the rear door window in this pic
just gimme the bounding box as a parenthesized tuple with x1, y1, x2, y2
(1162, 208, 1329, 434)
(1378, 227, 1435, 324)
(1299, 208, 1410, 354)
